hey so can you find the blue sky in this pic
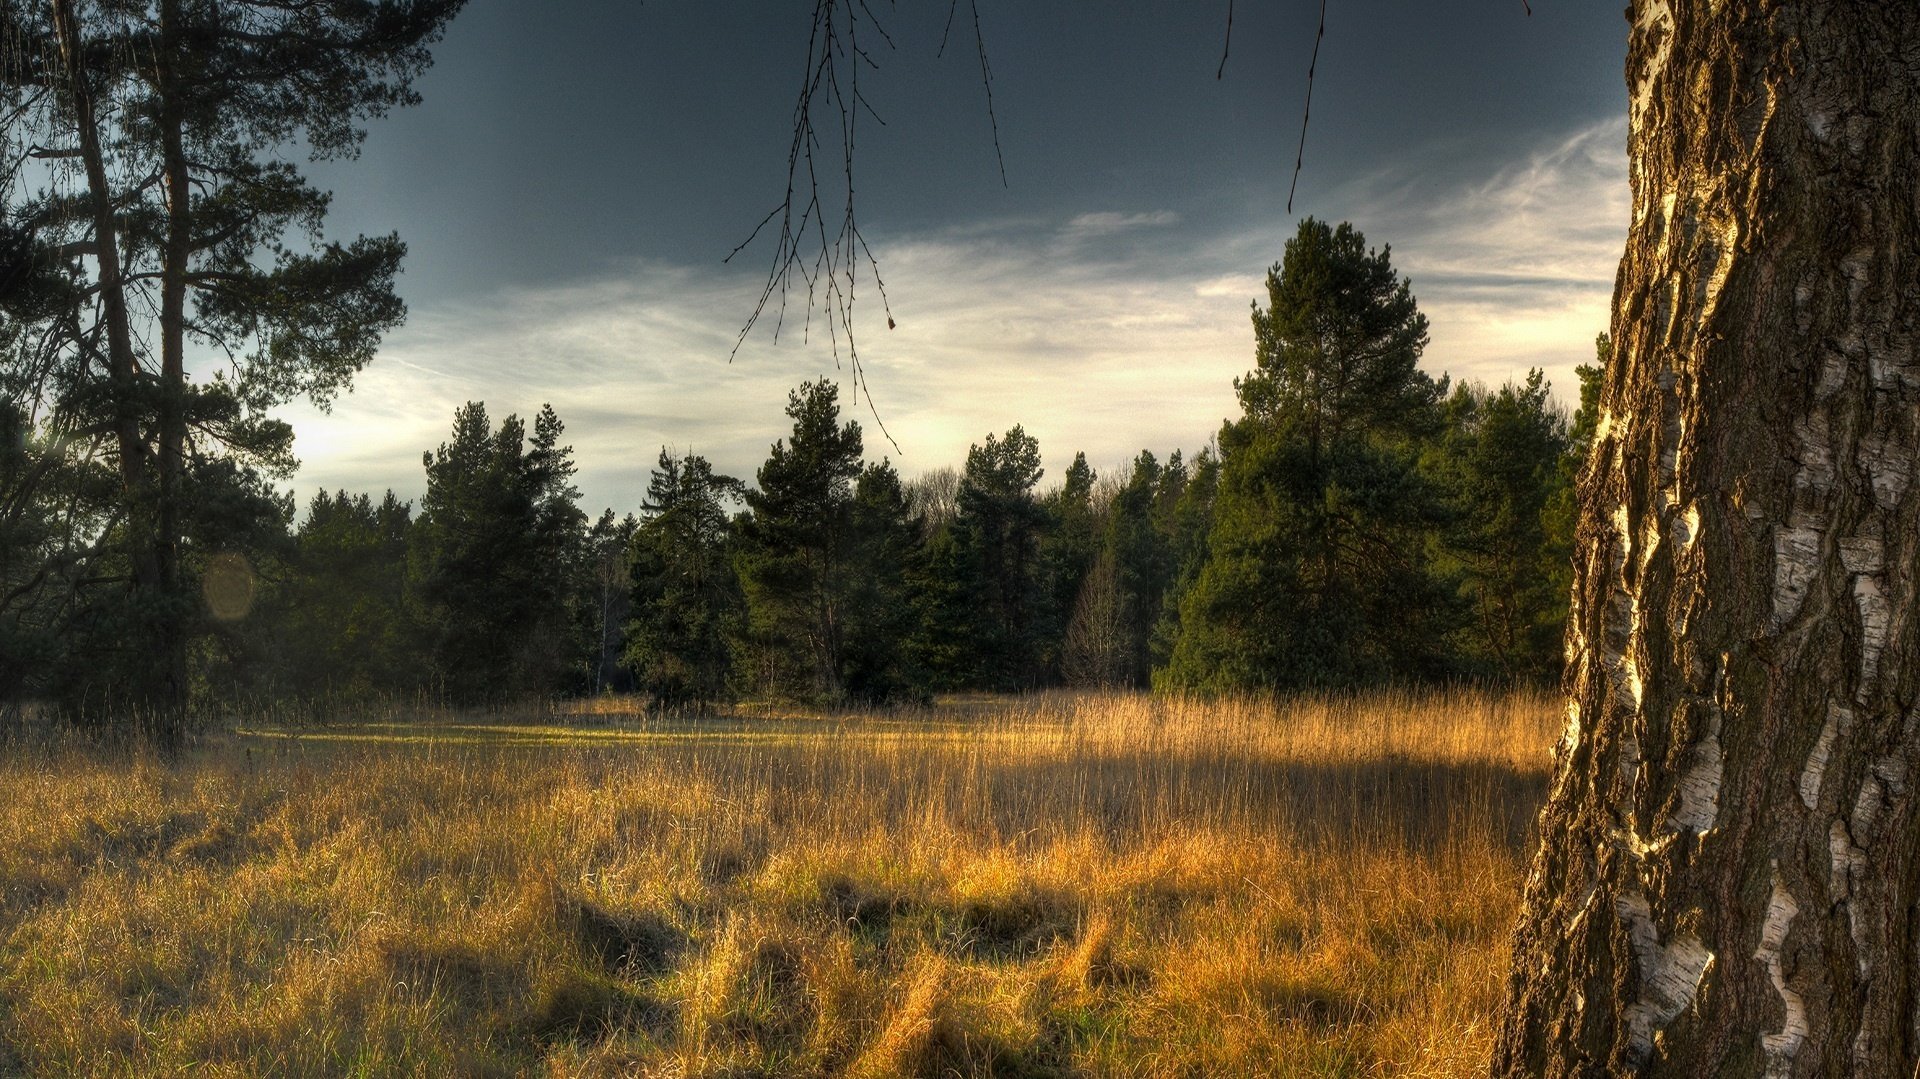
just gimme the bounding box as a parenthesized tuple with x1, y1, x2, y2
(281, 0, 1630, 515)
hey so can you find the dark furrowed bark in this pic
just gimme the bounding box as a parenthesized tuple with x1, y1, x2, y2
(1494, 2, 1920, 1075)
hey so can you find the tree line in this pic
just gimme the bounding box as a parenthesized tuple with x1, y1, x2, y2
(6, 216, 1601, 716)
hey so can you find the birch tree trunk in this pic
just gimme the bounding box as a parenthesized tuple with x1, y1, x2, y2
(1494, 1, 1920, 1074)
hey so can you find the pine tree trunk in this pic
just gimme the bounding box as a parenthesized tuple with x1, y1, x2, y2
(154, 0, 192, 745)
(1493, 2, 1920, 1074)
(51, 0, 177, 741)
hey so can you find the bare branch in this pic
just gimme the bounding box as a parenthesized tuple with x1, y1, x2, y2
(966, 0, 1005, 189)
(728, 0, 903, 450)
(1287, 0, 1328, 215)
(1216, 0, 1234, 80)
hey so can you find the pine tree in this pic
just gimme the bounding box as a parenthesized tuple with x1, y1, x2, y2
(1149, 445, 1219, 684)
(410, 402, 586, 703)
(1429, 371, 1573, 683)
(275, 489, 417, 699)
(626, 450, 743, 709)
(736, 381, 864, 702)
(951, 426, 1049, 689)
(1164, 220, 1453, 691)
(0, 0, 463, 740)
(586, 510, 639, 695)
(840, 460, 928, 704)
(1040, 452, 1099, 680)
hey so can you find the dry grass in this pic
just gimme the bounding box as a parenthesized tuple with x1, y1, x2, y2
(0, 688, 1557, 1077)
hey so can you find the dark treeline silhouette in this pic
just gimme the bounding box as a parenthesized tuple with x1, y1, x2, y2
(4, 218, 1598, 718)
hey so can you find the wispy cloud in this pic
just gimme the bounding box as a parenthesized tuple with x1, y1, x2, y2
(281, 118, 1629, 515)
(1059, 210, 1182, 241)
(1335, 117, 1630, 393)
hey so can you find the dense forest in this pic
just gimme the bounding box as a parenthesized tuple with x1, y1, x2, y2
(5, 218, 1600, 716)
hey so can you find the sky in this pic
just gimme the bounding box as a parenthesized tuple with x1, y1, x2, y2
(280, 0, 1631, 516)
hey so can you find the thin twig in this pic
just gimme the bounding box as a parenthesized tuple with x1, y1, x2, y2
(968, 0, 1006, 188)
(1286, 0, 1328, 214)
(937, 0, 960, 59)
(1216, 0, 1234, 79)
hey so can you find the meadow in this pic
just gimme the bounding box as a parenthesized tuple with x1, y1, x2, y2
(0, 690, 1557, 1077)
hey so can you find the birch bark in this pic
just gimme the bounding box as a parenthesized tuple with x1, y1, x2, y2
(1495, 3, 1920, 1074)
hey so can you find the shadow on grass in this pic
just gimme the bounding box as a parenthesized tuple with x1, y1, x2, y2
(853, 754, 1549, 856)
(568, 898, 689, 976)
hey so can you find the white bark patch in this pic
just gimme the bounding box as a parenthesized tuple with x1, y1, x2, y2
(1841, 247, 1873, 310)
(1671, 504, 1700, 549)
(1754, 869, 1807, 1077)
(1867, 332, 1918, 390)
(1651, 191, 1678, 240)
(1614, 890, 1713, 1065)
(1697, 218, 1741, 324)
(1599, 502, 1641, 721)
(1838, 534, 1884, 574)
(1852, 573, 1890, 690)
(1792, 413, 1836, 493)
(1828, 820, 1872, 970)
(1623, 650, 1646, 715)
(1849, 756, 1907, 844)
(1560, 699, 1583, 754)
(1641, 511, 1668, 568)
(1628, 0, 1674, 129)
(1804, 108, 1833, 140)
(1772, 521, 1824, 626)
(1815, 347, 1848, 398)
(1656, 370, 1684, 479)
(1666, 732, 1723, 834)
(1612, 504, 1634, 574)
(1854, 1030, 1875, 1075)
(1799, 703, 1851, 809)
(1857, 431, 1912, 509)
(1850, 775, 1888, 844)
(1620, 723, 1644, 789)
(1828, 819, 1867, 901)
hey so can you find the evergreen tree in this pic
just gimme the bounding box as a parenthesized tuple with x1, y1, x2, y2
(410, 402, 586, 703)
(1062, 550, 1129, 688)
(1039, 452, 1099, 679)
(1429, 371, 1573, 682)
(839, 460, 928, 704)
(171, 458, 297, 708)
(273, 488, 417, 699)
(1165, 220, 1453, 692)
(0, 0, 463, 739)
(1149, 445, 1220, 681)
(626, 450, 743, 709)
(950, 425, 1050, 689)
(586, 509, 639, 695)
(736, 381, 864, 702)
(910, 524, 974, 690)
(0, 395, 114, 710)
(1104, 450, 1186, 687)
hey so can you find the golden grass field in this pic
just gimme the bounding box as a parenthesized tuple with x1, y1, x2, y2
(0, 690, 1557, 1077)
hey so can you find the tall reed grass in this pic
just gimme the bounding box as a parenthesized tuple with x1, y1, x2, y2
(0, 688, 1557, 1076)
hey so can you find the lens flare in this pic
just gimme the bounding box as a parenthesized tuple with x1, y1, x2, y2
(203, 552, 257, 622)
